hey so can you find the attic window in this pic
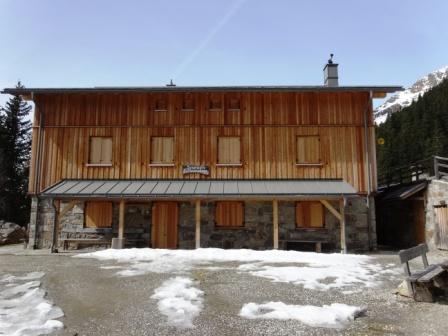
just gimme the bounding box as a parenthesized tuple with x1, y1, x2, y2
(228, 98, 240, 111)
(209, 95, 222, 111)
(155, 98, 167, 111)
(182, 94, 195, 111)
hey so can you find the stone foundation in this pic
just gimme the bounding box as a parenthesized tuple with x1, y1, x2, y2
(30, 196, 375, 251)
(425, 179, 448, 249)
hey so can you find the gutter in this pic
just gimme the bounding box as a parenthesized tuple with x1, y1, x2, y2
(364, 90, 373, 249)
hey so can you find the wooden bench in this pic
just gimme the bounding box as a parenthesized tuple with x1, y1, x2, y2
(61, 238, 111, 251)
(398, 243, 448, 302)
(286, 240, 328, 252)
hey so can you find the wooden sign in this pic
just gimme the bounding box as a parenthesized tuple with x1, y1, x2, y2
(182, 165, 210, 175)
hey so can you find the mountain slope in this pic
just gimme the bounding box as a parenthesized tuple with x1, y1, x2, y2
(375, 65, 448, 123)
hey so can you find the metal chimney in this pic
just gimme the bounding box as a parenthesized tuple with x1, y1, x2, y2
(323, 54, 339, 86)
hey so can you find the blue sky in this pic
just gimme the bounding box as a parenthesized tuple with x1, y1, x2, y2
(1, 0, 447, 107)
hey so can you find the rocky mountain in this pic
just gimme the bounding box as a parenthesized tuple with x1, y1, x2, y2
(375, 65, 448, 123)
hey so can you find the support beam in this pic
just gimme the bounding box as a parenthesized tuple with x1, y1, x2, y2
(340, 198, 347, 254)
(320, 200, 342, 221)
(119, 200, 125, 239)
(112, 200, 126, 249)
(273, 199, 279, 249)
(195, 199, 201, 249)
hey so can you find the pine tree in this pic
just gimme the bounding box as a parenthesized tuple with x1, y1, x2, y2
(0, 82, 32, 225)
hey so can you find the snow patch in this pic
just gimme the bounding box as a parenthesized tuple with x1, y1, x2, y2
(0, 273, 64, 336)
(151, 277, 203, 328)
(240, 301, 365, 328)
(76, 248, 383, 291)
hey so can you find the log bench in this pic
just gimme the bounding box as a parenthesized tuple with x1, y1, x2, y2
(286, 239, 328, 252)
(398, 243, 448, 302)
(61, 238, 111, 251)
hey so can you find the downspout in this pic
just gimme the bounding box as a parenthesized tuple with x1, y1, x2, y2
(51, 199, 59, 253)
(364, 91, 373, 249)
(33, 93, 45, 248)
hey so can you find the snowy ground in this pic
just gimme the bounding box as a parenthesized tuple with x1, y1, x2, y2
(74, 248, 398, 329)
(1, 245, 448, 336)
(0, 271, 63, 336)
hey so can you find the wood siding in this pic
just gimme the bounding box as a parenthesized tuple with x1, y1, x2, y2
(28, 91, 376, 194)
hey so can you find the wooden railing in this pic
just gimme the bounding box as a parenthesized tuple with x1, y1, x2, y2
(378, 156, 448, 188)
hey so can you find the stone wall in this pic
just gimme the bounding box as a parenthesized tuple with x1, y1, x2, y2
(425, 179, 448, 249)
(30, 196, 374, 251)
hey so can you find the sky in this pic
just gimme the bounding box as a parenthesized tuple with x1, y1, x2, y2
(0, 0, 447, 108)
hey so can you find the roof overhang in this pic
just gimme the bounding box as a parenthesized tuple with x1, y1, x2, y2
(41, 179, 358, 200)
(2, 85, 403, 101)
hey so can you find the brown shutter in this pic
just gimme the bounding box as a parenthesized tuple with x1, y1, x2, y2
(296, 202, 324, 228)
(151, 137, 174, 163)
(101, 137, 113, 164)
(297, 136, 320, 164)
(85, 202, 113, 228)
(89, 137, 102, 164)
(216, 202, 244, 227)
(218, 137, 241, 164)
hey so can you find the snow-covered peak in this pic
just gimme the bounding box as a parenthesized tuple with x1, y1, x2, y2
(375, 65, 448, 124)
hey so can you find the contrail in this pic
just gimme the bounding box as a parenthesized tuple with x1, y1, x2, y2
(172, 0, 248, 80)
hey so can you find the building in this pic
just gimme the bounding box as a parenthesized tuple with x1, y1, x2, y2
(2, 60, 401, 252)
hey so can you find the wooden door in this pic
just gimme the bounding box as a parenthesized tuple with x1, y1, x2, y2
(435, 206, 448, 250)
(151, 202, 178, 249)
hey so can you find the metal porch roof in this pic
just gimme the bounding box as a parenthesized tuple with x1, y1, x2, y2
(41, 179, 357, 199)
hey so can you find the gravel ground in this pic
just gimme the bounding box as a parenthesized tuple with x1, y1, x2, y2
(1, 245, 448, 336)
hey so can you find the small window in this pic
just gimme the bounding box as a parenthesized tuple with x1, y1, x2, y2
(85, 202, 113, 228)
(215, 202, 244, 228)
(182, 94, 195, 111)
(89, 137, 112, 165)
(155, 98, 167, 111)
(296, 201, 325, 229)
(151, 137, 174, 164)
(228, 97, 240, 110)
(296, 136, 320, 164)
(209, 95, 222, 110)
(218, 137, 241, 164)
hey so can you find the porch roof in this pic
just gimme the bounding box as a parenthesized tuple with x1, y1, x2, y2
(41, 179, 357, 199)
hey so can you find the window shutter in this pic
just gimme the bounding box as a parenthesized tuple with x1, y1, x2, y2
(101, 137, 113, 164)
(296, 202, 324, 228)
(151, 137, 174, 163)
(89, 137, 102, 164)
(297, 136, 320, 164)
(85, 202, 112, 228)
(216, 202, 244, 227)
(218, 137, 241, 164)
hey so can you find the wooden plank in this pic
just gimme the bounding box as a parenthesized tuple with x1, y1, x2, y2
(195, 200, 201, 249)
(118, 200, 125, 239)
(273, 199, 279, 249)
(85, 202, 113, 228)
(398, 244, 429, 264)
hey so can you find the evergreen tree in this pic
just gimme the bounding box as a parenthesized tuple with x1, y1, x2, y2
(377, 77, 448, 183)
(0, 82, 32, 225)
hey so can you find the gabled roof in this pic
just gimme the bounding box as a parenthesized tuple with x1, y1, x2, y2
(2, 85, 402, 96)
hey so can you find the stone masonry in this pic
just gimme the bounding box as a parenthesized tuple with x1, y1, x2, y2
(30, 196, 375, 251)
(425, 179, 448, 249)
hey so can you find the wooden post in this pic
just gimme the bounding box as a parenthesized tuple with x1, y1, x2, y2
(340, 198, 347, 254)
(273, 199, 279, 249)
(195, 199, 201, 249)
(119, 200, 125, 239)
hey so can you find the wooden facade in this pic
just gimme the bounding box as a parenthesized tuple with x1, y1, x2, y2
(29, 91, 377, 195)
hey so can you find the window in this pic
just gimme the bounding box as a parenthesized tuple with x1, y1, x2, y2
(215, 202, 244, 228)
(155, 98, 167, 111)
(209, 94, 222, 110)
(218, 137, 241, 164)
(85, 202, 112, 228)
(228, 97, 240, 110)
(89, 137, 112, 165)
(182, 94, 195, 111)
(151, 137, 174, 164)
(296, 201, 325, 229)
(296, 136, 320, 164)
